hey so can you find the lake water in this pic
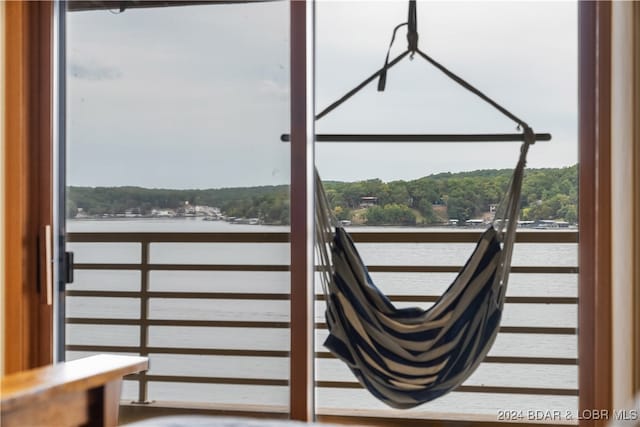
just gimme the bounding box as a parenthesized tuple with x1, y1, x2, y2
(65, 218, 578, 423)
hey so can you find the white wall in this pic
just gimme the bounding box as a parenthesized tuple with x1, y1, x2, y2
(610, 0, 639, 409)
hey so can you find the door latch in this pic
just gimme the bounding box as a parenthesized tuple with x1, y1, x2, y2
(64, 250, 74, 285)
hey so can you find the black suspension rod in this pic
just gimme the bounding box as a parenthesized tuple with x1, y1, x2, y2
(280, 133, 551, 143)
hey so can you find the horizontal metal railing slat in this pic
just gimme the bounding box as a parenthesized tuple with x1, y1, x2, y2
(73, 263, 289, 272)
(139, 374, 289, 387)
(68, 231, 578, 244)
(72, 263, 577, 274)
(66, 345, 290, 358)
(315, 381, 578, 396)
(67, 232, 291, 243)
(119, 374, 577, 397)
(66, 291, 292, 300)
(66, 290, 578, 304)
(65, 317, 576, 335)
(65, 344, 578, 366)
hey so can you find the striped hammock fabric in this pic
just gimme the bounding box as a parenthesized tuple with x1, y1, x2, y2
(315, 138, 533, 409)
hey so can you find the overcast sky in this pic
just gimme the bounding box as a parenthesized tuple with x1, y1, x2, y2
(67, 0, 577, 189)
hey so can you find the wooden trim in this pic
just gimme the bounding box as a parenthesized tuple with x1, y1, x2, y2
(594, 1, 613, 420)
(578, 2, 612, 426)
(1, 354, 148, 427)
(4, 1, 54, 373)
(635, 1, 640, 395)
(4, 0, 30, 376)
(0, 0, 5, 378)
(66, 0, 273, 12)
(289, 0, 313, 421)
(30, 0, 53, 367)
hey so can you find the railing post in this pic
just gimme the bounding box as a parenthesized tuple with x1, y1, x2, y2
(135, 239, 152, 404)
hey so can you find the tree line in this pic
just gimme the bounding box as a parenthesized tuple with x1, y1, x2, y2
(68, 164, 577, 226)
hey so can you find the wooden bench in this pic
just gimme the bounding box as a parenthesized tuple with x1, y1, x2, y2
(1, 354, 148, 427)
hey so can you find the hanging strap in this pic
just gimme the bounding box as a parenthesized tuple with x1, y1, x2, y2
(377, 0, 418, 92)
(492, 127, 535, 304)
(317, 50, 410, 120)
(414, 49, 528, 130)
(377, 23, 408, 92)
(406, 0, 418, 52)
(314, 168, 340, 302)
(319, 44, 531, 133)
(317, 0, 534, 136)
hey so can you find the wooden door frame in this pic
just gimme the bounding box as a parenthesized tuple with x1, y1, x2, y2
(2, 2, 625, 425)
(289, 0, 315, 421)
(3, 0, 54, 373)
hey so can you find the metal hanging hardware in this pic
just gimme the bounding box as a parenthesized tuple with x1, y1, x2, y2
(282, 0, 551, 144)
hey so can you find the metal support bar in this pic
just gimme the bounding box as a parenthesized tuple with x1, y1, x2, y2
(281, 133, 552, 143)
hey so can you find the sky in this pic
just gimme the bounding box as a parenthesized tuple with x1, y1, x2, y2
(67, 0, 577, 189)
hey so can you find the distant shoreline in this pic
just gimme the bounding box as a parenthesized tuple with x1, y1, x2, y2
(67, 217, 577, 230)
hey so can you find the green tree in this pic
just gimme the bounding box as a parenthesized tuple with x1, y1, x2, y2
(365, 204, 416, 226)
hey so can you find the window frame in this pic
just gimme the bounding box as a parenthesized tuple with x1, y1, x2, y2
(4, 2, 632, 425)
(3, 0, 54, 374)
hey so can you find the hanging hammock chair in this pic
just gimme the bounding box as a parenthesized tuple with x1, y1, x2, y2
(306, 1, 550, 410)
(315, 137, 530, 409)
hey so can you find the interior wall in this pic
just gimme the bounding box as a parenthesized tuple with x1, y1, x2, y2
(610, 0, 639, 409)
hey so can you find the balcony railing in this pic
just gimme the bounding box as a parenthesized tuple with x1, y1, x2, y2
(65, 229, 578, 425)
